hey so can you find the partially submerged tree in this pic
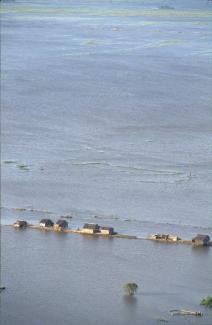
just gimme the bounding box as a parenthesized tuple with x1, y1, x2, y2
(200, 296, 212, 308)
(123, 283, 138, 296)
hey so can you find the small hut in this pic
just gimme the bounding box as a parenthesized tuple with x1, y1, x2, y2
(149, 234, 180, 242)
(100, 226, 115, 235)
(39, 219, 54, 228)
(82, 223, 100, 234)
(192, 234, 210, 246)
(54, 219, 68, 231)
(168, 234, 181, 242)
(152, 234, 169, 240)
(13, 220, 28, 228)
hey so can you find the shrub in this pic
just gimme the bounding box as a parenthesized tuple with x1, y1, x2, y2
(123, 283, 138, 296)
(200, 296, 212, 308)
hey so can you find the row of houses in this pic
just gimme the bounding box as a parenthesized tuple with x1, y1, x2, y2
(81, 223, 115, 235)
(39, 220, 115, 235)
(13, 219, 115, 235)
(39, 218, 69, 231)
(12, 220, 211, 245)
(13, 219, 69, 231)
(149, 233, 211, 246)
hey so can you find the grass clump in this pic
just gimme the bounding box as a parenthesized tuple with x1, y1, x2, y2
(200, 296, 212, 308)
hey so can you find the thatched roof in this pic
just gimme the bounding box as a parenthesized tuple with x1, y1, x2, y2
(40, 218, 54, 225)
(56, 219, 68, 227)
(192, 234, 210, 241)
(154, 234, 169, 239)
(101, 227, 114, 231)
(14, 220, 27, 226)
(83, 223, 100, 230)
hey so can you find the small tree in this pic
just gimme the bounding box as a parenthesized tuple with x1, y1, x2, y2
(200, 296, 212, 308)
(123, 283, 138, 296)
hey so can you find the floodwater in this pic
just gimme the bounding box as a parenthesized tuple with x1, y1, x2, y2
(1, 226, 212, 325)
(1, 0, 212, 324)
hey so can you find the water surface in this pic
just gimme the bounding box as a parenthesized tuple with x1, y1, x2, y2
(1, 0, 212, 323)
(1, 226, 212, 325)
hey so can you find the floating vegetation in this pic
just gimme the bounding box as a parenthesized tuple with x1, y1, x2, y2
(145, 39, 184, 48)
(2, 160, 31, 171)
(2, 160, 17, 164)
(17, 164, 30, 171)
(84, 40, 98, 46)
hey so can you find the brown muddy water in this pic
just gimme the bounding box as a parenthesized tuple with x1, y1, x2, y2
(1, 0, 212, 324)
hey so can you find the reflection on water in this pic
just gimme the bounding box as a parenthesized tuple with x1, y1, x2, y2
(191, 245, 210, 255)
(123, 295, 138, 306)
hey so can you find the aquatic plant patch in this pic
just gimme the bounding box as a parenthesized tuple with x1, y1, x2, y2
(144, 39, 185, 48)
(17, 164, 30, 171)
(2, 160, 17, 164)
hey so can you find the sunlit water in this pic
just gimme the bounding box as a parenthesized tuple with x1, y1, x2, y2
(1, 0, 212, 324)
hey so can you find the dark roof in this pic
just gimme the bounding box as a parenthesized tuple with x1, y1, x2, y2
(101, 227, 114, 231)
(83, 223, 100, 229)
(155, 234, 169, 239)
(40, 219, 54, 224)
(192, 234, 210, 241)
(56, 219, 68, 226)
(15, 220, 27, 225)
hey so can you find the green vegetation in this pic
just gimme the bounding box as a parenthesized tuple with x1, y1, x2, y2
(17, 164, 30, 171)
(145, 40, 185, 49)
(3, 160, 17, 164)
(2, 160, 30, 171)
(200, 296, 212, 308)
(123, 283, 138, 296)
